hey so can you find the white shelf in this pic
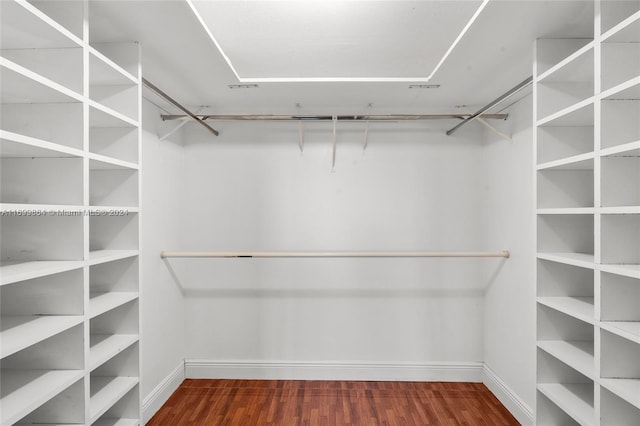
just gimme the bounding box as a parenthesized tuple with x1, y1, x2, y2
(93, 419, 139, 426)
(600, 264, 640, 279)
(0, 369, 83, 426)
(537, 208, 595, 215)
(536, 153, 594, 171)
(14, 424, 84, 426)
(537, 340, 595, 379)
(537, 383, 595, 426)
(89, 377, 138, 424)
(600, 141, 640, 157)
(88, 100, 138, 128)
(602, 10, 640, 43)
(600, 321, 640, 345)
(89, 104, 138, 129)
(600, 378, 640, 410)
(89, 205, 140, 214)
(0, 260, 83, 286)
(89, 334, 139, 371)
(0, 130, 84, 159)
(0, 0, 82, 49)
(600, 207, 640, 215)
(537, 297, 595, 324)
(537, 41, 595, 82)
(537, 98, 594, 127)
(0, 315, 83, 359)
(89, 154, 139, 171)
(1, 2, 142, 423)
(601, 77, 640, 100)
(89, 47, 138, 86)
(88, 250, 139, 266)
(0, 56, 83, 103)
(0, 203, 83, 212)
(89, 292, 139, 319)
(537, 253, 595, 269)
(536, 5, 639, 425)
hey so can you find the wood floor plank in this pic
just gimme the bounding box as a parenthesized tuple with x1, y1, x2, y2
(148, 380, 519, 425)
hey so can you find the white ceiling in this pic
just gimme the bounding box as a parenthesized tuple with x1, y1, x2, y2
(89, 0, 594, 115)
(188, 0, 483, 81)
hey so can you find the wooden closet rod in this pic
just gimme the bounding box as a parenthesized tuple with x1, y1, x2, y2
(160, 251, 510, 259)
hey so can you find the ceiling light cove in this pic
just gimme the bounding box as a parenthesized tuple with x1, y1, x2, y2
(187, 0, 489, 83)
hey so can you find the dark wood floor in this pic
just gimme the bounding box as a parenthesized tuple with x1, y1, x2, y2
(147, 379, 519, 425)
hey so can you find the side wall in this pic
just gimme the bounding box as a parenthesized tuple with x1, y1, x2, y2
(169, 121, 498, 380)
(140, 100, 187, 422)
(481, 95, 536, 425)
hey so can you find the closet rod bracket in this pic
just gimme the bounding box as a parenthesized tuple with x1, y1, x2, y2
(143, 77, 219, 136)
(446, 76, 532, 136)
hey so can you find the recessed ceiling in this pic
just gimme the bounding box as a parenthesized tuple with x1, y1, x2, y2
(188, 0, 485, 82)
(88, 0, 594, 114)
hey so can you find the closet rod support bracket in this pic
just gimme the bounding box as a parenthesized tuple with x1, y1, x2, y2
(446, 76, 532, 136)
(143, 77, 219, 136)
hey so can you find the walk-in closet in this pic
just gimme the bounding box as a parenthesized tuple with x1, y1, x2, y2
(0, 1, 638, 425)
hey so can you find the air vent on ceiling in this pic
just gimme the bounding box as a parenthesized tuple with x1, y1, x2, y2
(408, 84, 440, 89)
(228, 84, 259, 89)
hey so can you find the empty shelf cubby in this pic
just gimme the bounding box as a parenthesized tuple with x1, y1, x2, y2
(601, 97, 640, 150)
(1, 157, 83, 205)
(601, 155, 640, 208)
(89, 165, 139, 208)
(1, 215, 83, 263)
(601, 214, 640, 264)
(537, 260, 595, 324)
(90, 214, 139, 253)
(536, 45, 594, 120)
(600, 386, 640, 426)
(0, 325, 84, 425)
(536, 125, 594, 165)
(537, 214, 594, 257)
(537, 160, 594, 209)
(89, 343, 139, 424)
(601, 1, 640, 35)
(537, 348, 595, 426)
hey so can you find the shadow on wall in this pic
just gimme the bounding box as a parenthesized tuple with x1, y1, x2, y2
(161, 256, 511, 299)
(483, 258, 508, 292)
(178, 287, 486, 299)
(162, 258, 185, 296)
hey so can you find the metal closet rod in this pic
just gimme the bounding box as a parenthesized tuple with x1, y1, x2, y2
(446, 76, 533, 136)
(142, 77, 220, 136)
(160, 250, 510, 259)
(160, 113, 509, 122)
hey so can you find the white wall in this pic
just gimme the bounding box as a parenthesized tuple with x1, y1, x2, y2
(164, 120, 503, 379)
(481, 95, 536, 425)
(140, 100, 186, 420)
(139, 105, 538, 421)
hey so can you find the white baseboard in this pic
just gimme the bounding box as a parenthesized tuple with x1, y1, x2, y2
(142, 361, 185, 424)
(144, 360, 533, 425)
(483, 364, 533, 426)
(184, 359, 484, 382)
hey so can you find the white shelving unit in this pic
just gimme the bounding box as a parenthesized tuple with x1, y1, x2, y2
(535, 1, 640, 424)
(0, 0, 141, 424)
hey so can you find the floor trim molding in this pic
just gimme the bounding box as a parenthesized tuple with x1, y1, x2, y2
(142, 361, 185, 424)
(482, 363, 533, 425)
(184, 359, 484, 382)
(143, 360, 534, 424)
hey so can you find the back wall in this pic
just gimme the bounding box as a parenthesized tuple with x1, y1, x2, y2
(164, 120, 500, 379)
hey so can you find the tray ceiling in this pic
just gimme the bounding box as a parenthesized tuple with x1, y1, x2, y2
(188, 0, 485, 82)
